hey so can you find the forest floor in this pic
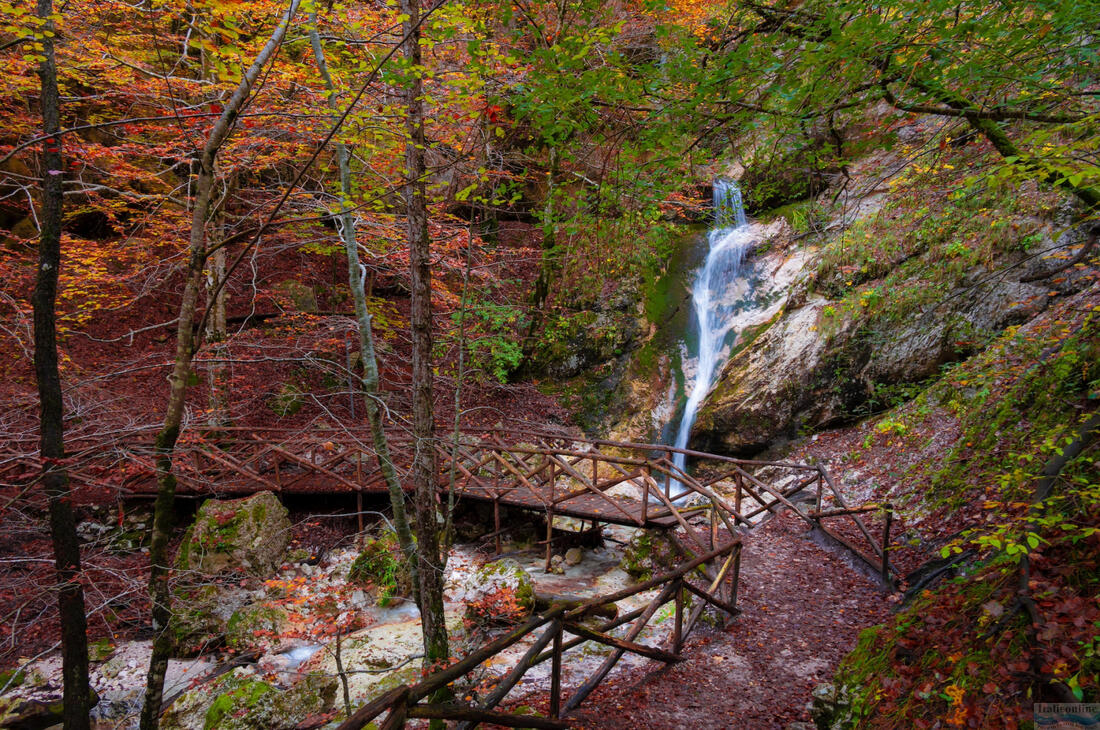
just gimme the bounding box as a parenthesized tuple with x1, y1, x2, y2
(567, 509, 893, 729)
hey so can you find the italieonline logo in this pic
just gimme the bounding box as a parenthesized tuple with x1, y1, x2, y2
(1035, 703, 1100, 729)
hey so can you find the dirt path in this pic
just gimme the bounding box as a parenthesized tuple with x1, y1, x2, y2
(568, 509, 892, 729)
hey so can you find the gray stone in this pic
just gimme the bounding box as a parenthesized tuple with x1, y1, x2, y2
(175, 492, 291, 579)
(564, 547, 584, 566)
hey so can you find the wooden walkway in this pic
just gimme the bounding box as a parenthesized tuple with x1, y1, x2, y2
(0, 425, 898, 728)
(0, 425, 893, 575)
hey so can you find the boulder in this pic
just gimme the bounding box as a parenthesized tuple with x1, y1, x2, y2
(301, 616, 468, 704)
(169, 584, 250, 657)
(161, 667, 335, 730)
(226, 603, 289, 653)
(740, 144, 839, 215)
(619, 530, 678, 582)
(272, 279, 318, 312)
(809, 683, 858, 730)
(175, 492, 291, 579)
(347, 529, 412, 606)
(456, 558, 535, 619)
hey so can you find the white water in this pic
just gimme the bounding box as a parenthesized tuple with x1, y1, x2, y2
(670, 180, 755, 483)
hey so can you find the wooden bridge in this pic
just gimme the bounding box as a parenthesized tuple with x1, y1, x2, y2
(0, 424, 893, 577)
(1, 424, 896, 727)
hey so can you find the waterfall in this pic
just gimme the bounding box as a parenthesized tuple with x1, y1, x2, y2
(669, 179, 754, 488)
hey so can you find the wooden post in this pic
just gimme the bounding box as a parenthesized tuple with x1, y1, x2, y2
(494, 498, 501, 555)
(881, 506, 893, 586)
(673, 578, 683, 655)
(734, 472, 743, 518)
(548, 460, 556, 504)
(730, 543, 741, 610)
(545, 507, 554, 572)
(815, 472, 823, 514)
(357, 491, 364, 534)
(550, 620, 563, 719)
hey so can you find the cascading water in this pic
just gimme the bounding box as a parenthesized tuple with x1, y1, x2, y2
(670, 179, 755, 485)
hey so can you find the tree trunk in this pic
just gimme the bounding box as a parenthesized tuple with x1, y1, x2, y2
(307, 14, 418, 581)
(400, 0, 450, 672)
(33, 2, 92, 727)
(139, 5, 300, 728)
(205, 242, 229, 426)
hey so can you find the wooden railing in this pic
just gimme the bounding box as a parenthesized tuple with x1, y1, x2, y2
(0, 425, 896, 581)
(333, 540, 742, 730)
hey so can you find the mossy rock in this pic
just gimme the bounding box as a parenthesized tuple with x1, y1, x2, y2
(810, 683, 859, 730)
(169, 583, 248, 657)
(162, 667, 336, 730)
(268, 382, 306, 417)
(272, 279, 318, 312)
(740, 143, 838, 215)
(348, 529, 412, 606)
(175, 492, 291, 579)
(462, 558, 535, 623)
(620, 530, 678, 582)
(226, 603, 289, 652)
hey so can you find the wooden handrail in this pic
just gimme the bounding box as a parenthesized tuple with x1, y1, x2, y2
(335, 539, 741, 729)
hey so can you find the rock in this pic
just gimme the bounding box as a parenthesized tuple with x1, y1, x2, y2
(226, 603, 288, 653)
(740, 143, 838, 215)
(175, 492, 291, 579)
(0, 690, 98, 730)
(549, 555, 566, 575)
(809, 683, 857, 730)
(161, 666, 335, 730)
(87, 638, 116, 663)
(619, 530, 677, 582)
(169, 584, 250, 657)
(301, 616, 468, 704)
(272, 279, 318, 312)
(863, 279, 1049, 384)
(695, 274, 1052, 453)
(347, 529, 412, 606)
(564, 547, 584, 566)
(460, 558, 535, 617)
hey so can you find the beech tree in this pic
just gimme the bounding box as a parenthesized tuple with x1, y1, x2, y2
(139, 4, 301, 727)
(400, 0, 451, 678)
(31, 1, 91, 727)
(700, 0, 1099, 224)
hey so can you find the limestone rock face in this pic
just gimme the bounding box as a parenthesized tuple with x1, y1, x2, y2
(864, 279, 1049, 384)
(175, 491, 291, 579)
(693, 299, 844, 454)
(694, 276, 1051, 454)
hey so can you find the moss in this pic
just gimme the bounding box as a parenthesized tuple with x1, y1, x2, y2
(226, 604, 287, 651)
(0, 668, 25, 691)
(268, 382, 305, 417)
(204, 679, 274, 730)
(348, 530, 411, 606)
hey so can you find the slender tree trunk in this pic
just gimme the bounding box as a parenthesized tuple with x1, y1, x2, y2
(205, 241, 229, 426)
(33, 2, 91, 727)
(307, 16, 418, 580)
(400, 0, 450, 671)
(139, 5, 300, 728)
